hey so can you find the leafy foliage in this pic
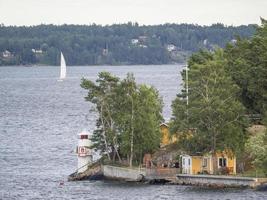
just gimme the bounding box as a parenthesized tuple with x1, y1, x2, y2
(245, 131, 267, 175)
(81, 72, 120, 161)
(170, 19, 267, 173)
(225, 19, 267, 115)
(81, 72, 163, 166)
(170, 50, 248, 157)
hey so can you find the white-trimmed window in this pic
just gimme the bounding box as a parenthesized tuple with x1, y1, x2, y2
(203, 158, 208, 167)
(218, 157, 227, 167)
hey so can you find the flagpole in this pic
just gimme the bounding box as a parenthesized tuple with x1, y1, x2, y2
(186, 65, 189, 106)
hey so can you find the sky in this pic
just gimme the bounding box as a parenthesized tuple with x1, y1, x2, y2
(0, 0, 267, 26)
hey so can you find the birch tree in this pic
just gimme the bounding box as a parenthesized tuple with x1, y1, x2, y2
(82, 72, 163, 167)
(81, 72, 120, 161)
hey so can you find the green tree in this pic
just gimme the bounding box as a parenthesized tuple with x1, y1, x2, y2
(245, 131, 267, 176)
(225, 19, 267, 115)
(134, 85, 163, 162)
(81, 72, 163, 167)
(21, 48, 36, 64)
(81, 72, 120, 162)
(170, 50, 248, 173)
(115, 78, 163, 166)
(115, 73, 137, 167)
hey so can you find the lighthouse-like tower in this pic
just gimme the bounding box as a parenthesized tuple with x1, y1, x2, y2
(76, 130, 93, 173)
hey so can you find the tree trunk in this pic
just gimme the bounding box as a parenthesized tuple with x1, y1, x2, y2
(112, 147, 116, 162)
(113, 137, 122, 163)
(129, 96, 134, 168)
(212, 151, 218, 174)
(100, 105, 111, 160)
(211, 132, 218, 174)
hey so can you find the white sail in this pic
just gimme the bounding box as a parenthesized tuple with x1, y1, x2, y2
(59, 52, 66, 80)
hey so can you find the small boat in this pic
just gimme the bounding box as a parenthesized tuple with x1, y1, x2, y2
(58, 52, 66, 81)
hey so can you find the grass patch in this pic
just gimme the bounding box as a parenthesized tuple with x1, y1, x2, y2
(237, 169, 267, 178)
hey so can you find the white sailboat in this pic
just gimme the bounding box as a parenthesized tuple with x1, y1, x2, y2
(58, 52, 66, 81)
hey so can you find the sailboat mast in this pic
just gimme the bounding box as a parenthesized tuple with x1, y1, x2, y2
(184, 65, 189, 127)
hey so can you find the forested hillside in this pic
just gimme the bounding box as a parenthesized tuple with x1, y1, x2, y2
(0, 23, 255, 66)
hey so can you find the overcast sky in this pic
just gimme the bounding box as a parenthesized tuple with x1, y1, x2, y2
(0, 0, 266, 26)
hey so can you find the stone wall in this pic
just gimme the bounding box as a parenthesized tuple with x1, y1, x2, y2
(102, 165, 146, 181)
(176, 174, 262, 188)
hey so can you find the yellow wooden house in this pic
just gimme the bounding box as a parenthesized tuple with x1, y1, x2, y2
(160, 123, 177, 147)
(181, 151, 236, 175)
(160, 123, 236, 175)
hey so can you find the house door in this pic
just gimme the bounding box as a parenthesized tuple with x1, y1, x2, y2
(182, 157, 192, 174)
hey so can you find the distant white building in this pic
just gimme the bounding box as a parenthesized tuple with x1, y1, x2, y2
(131, 39, 139, 45)
(139, 44, 148, 48)
(31, 49, 43, 54)
(231, 39, 237, 44)
(2, 50, 12, 58)
(166, 44, 176, 52)
(102, 48, 108, 56)
(203, 39, 208, 46)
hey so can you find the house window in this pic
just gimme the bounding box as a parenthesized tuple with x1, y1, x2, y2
(188, 159, 191, 166)
(218, 157, 227, 167)
(80, 135, 88, 139)
(203, 158, 208, 167)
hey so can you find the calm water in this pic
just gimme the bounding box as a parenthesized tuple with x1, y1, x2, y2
(0, 65, 266, 200)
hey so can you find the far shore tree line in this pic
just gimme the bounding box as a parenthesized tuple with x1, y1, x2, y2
(81, 19, 267, 175)
(0, 23, 255, 66)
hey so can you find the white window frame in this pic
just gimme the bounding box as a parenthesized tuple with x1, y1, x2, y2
(202, 158, 208, 167)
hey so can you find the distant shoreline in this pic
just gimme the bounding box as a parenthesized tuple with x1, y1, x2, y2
(0, 63, 186, 67)
(0, 24, 255, 68)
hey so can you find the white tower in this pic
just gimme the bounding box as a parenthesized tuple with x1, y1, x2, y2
(76, 130, 93, 173)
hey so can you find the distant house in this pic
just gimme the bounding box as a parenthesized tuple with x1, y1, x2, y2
(160, 123, 177, 147)
(131, 39, 139, 45)
(231, 39, 237, 44)
(31, 49, 43, 54)
(139, 44, 148, 48)
(2, 50, 12, 58)
(160, 124, 236, 175)
(102, 48, 109, 56)
(181, 151, 236, 175)
(166, 44, 176, 52)
(138, 36, 147, 42)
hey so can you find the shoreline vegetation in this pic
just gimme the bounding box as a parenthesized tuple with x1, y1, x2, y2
(0, 22, 255, 66)
(76, 19, 267, 185)
(166, 18, 267, 178)
(0, 63, 186, 67)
